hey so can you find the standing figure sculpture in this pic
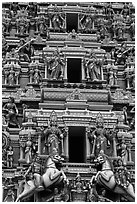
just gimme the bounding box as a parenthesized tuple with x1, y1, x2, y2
(43, 111, 65, 157)
(25, 133, 36, 164)
(79, 14, 93, 33)
(8, 65, 15, 86)
(2, 97, 20, 128)
(88, 113, 112, 158)
(47, 49, 65, 80)
(84, 51, 103, 81)
(7, 146, 13, 168)
(51, 12, 65, 31)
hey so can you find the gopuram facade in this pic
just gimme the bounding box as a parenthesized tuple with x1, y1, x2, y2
(2, 2, 135, 202)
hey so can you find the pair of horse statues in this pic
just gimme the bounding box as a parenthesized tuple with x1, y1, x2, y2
(16, 153, 135, 202)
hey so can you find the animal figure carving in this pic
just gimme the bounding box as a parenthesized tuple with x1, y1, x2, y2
(16, 155, 67, 202)
(91, 153, 135, 202)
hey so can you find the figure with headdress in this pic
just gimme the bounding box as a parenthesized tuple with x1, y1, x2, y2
(7, 146, 13, 168)
(25, 132, 36, 164)
(48, 48, 65, 80)
(2, 96, 20, 128)
(23, 154, 43, 188)
(83, 51, 103, 81)
(88, 113, 112, 158)
(43, 111, 64, 157)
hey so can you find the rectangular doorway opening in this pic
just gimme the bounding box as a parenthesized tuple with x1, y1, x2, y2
(67, 58, 81, 83)
(66, 13, 78, 32)
(69, 126, 86, 163)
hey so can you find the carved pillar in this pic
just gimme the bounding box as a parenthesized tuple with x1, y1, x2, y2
(81, 58, 85, 81)
(15, 71, 20, 85)
(37, 132, 41, 154)
(92, 20, 94, 29)
(86, 127, 91, 162)
(113, 135, 117, 157)
(29, 70, 34, 83)
(64, 127, 69, 161)
(64, 58, 68, 81)
(64, 13, 66, 31)
(19, 142, 24, 160)
(44, 59, 48, 79)
(127, 143, 132, 162)
(4, 71, 8, 85)
(49, 15, 52, 29)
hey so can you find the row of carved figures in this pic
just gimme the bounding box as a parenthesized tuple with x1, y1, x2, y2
(2, 42, 135, 88)
(2, 3, 135, 40)
(2, 102, 135, 168)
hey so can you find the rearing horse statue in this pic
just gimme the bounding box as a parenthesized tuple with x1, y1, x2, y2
(16, 155, 67, 202)
(91, 153, 135, 202)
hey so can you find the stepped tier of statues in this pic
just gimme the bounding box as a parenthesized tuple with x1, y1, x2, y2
(2, 2, 135, 202)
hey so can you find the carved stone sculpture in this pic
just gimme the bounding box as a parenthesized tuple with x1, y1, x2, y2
(47, 49, 65, 80)
(2, 97, 20, 128)
(43, 111, 65, 157)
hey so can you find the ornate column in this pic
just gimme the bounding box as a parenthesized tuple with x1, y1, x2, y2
(112, 135, 117, 157)
(86, 127, 91, 162)
(127, 143, 132, 163)
(37, 132, 41, 154)
(64, 58, 68, 81)
(64, 127, 69, 161)
(81, 58, 85, 81)
(19, 142, 24, 161)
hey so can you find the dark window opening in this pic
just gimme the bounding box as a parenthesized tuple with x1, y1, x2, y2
(66, 13, 78, 32)
(69, 126, 86, 163)
(67, 58, 81, 83)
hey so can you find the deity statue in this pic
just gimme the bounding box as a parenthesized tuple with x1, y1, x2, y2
(47, 49, 65, 80)
(79, 14, 93, 33)
(121, 3, 131, 19)
(28, 2, 37, 17)
(33, 68, 42, 84)
(114, 158, 131, 190)
(38, 20, 49, 39)
(51, 12, 65, 31)
(114, 43, 128, 65)
(83, 51, 103, 81)
(8, 65, 15, 86)
(4, 189, 15, 202)
(107, 61, 118, 86)
(2, 97, 20, 128)
(16, 38, 34, 62)
(105, 3, 115, 20)
(74, 173, 83, 192)
(43, 111, 65, 157)
(23, 154, 43, 188)
(88, 113, 112, 158)
(6, 146, 13, 168)
(129, 18, 135, 40)
(25, 133, 36, 164)
(53, 188, 63, 202)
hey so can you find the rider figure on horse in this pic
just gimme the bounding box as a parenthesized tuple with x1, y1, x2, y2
(24, 154, 43, 188)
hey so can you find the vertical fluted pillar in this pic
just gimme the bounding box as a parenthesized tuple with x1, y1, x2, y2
(113, 136, 117, 157)
(37, 133, 41, 154)
(86, 127, 91, 162)
(19, 142, 24, 160)
(127, 143, 132, 162)
(81, 58, 85, 81)
(64, 127, 69, 161)
(64, 58, 68, 81)
(44, 59, 48, 79)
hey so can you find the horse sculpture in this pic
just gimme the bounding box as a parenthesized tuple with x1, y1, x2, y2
(91, 153, 135, 202)
(16, 155, 67, 202)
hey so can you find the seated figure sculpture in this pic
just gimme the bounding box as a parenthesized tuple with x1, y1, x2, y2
(2, 97, 20, 128)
